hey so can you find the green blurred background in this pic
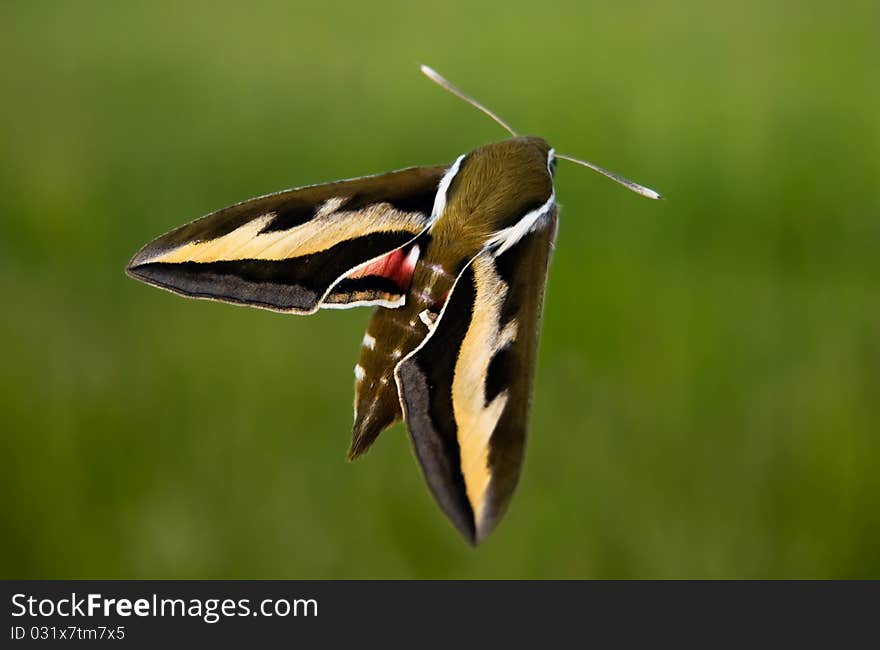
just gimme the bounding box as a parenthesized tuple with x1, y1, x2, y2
(2, 0, 878, 578)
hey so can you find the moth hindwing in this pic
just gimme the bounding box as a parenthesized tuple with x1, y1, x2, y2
(128, 135, 559, 544)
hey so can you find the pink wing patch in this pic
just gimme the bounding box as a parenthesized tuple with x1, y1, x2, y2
(321, 242, 422, 307)
(346, 243, 421, 292)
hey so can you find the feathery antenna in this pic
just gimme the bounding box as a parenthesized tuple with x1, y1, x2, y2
(420, 64, 662, 200)
(420, 65, 518, 137)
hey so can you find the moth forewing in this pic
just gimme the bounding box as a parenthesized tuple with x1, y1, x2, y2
(126, 165, 447, 313)
(395, 203, 558, 544)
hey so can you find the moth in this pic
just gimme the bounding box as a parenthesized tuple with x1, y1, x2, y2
(126, 66, 660, 544)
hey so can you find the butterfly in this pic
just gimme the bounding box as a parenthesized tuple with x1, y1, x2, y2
(126, 66, 660, 544)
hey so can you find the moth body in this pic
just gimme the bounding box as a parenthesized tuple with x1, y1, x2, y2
(349, 136, 556, 467)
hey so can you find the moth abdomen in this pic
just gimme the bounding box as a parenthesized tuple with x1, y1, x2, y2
(348, 254, 460, 459)
(349, 308, 419, 459)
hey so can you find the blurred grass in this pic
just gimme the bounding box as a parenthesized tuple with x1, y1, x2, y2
(1, 0, 878, 578)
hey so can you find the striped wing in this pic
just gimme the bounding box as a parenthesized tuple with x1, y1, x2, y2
(127, 165, 447, 313)
(395, 207, 557, 544)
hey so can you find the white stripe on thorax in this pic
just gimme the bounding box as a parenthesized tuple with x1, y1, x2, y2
(484, 147, 557, 256)
(429, 154, 465, 224)
(485, 190, 555, 256)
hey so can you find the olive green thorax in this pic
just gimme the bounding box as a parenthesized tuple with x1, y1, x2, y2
(430, 136, 554, 259)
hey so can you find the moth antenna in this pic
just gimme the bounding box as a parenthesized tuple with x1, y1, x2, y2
(420, 65, 518, 137)
(556, 153, 663, 200)
(420, 65, 662, 200)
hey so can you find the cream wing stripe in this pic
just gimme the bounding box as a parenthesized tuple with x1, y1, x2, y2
(139, 199, 428, 265)
(451, 255, 517, 528)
